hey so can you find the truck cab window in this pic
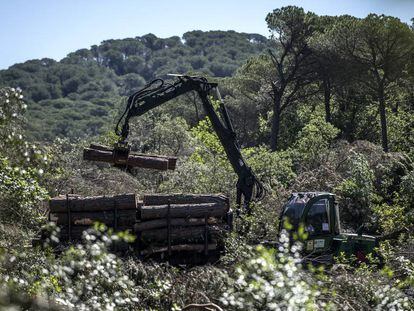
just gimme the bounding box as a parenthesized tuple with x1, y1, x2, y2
(305, 199, 330, 235)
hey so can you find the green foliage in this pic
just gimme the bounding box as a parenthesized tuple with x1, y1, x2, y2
(0, 87, 28, 160)
(160, 116, 236, 195)
(130, 114, 192, 156)
(164, 116, 296, 202)
(400, 170, 414, 207)
(0, 87, 48, 235)
(29, 97, 120, 141)
(191, 117, 226, 161)
(337, 154, 374, 200)
(379, 240, 414, 290)
(387, 109, 414, 157)
(0, 31, 267, 141)
(243, 146, 295, 188)
(335, 153, 375, 227)
(221, 233, 255, 265)
(0, 157, 47, 230)
(372, 202, 406, 235)
(0, 88, 25, 130)
(368, 168, 414, 235)
(230, 55, 276, 145)
(290, 113, 340, 168)
(319, 13, 414, 151)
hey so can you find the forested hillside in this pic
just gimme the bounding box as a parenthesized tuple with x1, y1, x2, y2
(1, 5, 414, 310)
(0, 31, 267, 141)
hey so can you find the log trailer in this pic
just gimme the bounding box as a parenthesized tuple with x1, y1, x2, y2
(50, 75, 379, 263)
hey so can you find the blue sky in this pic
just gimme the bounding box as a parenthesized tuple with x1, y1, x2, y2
(1, 0, 413, 69)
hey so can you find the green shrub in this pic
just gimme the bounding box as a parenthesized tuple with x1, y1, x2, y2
(335, 153, 375, 228)
(400, 170, 414, 208)
(291, 114, 340, 169)
(1, 226, 140, 310)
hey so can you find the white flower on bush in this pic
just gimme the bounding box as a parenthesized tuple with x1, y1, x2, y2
(221, 243, 318, 311)
(1, 226, 139, 310)
(373, 284, 410, 310)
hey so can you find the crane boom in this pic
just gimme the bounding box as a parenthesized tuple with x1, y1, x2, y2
(115, 75, 264, 212)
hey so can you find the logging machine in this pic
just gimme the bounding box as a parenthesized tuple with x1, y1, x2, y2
(90, 75, 379, 262)
(113, 74, 264, 213)
(278, 192, 378, 263)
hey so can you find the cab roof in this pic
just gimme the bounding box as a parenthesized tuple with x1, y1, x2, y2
(289, 192, 335, 204)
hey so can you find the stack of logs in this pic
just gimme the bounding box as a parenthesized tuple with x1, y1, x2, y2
(48, 193, 231, 257)
(136, 194, 230, 256)
(49, 193, 139, 240)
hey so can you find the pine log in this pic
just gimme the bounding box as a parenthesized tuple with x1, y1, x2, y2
(134, 217, 218, 231)
(140, 243, 217, 256)
(89, 144, 178, 170)
(50, 210, 137, 226)
(141, 154, 177, 170)
(84, 146, 176, 171)
(49, 194, 138, 213)
(143, 193, 228, 206)
(139, 224, 227, 242)
(88, 143, 114, 152)
(59, 225, 133, 238)
(140, 203, 228, 220)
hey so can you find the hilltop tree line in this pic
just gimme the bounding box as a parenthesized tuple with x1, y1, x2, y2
(0, 31, 267, 141)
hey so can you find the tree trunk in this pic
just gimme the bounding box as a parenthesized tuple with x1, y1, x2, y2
(143, 193, 228, 206)
(378, 86, 389, 152)
(50, 210, 137, 226)
(140, 243, 218, 256)
(139, 224, 226, 242)
(59, 225, 132, 239)
(49, 194, 138, 213)
(140, 203, 228, 220)
(135, 217, 218, 231)
(270, 95, 282, 151)
(323, 79, 332, 123)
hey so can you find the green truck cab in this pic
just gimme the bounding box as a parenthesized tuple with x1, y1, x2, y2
(280, 192, 378, 262)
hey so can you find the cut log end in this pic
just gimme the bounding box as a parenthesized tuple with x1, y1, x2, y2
(143, 193, 229, 206)
(140, 203, 229, 220)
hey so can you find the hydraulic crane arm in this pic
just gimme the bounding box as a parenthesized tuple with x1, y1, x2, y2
(115, 75, 264, 212)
